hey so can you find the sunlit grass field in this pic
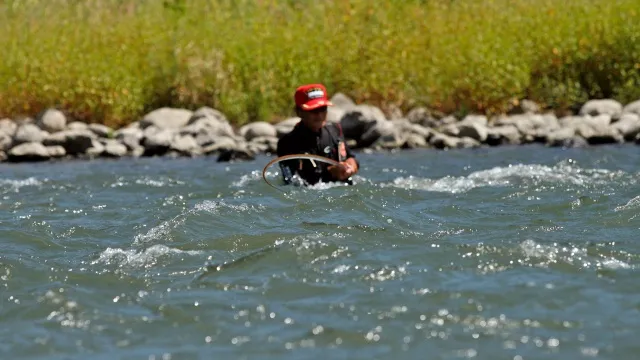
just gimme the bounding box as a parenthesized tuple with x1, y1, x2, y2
(1, 0, 638, 127)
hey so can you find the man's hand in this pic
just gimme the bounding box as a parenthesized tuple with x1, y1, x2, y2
(328, 158, 358, 181)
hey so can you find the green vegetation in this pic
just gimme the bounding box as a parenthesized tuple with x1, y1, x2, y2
(1, 0, 638, 127)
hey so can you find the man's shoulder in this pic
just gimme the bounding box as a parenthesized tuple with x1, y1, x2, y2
(277, 127, 298, 154)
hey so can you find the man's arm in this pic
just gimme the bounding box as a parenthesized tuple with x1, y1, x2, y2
(277, 136, 296, 185)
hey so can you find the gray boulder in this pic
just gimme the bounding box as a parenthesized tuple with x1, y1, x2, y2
(100, 139, 128, 157)
(330, 92, 356, 109)
(391, 119, 434, 140)
(486, 125, 521, 146)
(171, 135, 201, 156)
(359, 120, 400, 148)
(404, 133, 429, 148)
(429, 132, 463, 149)
(201, 137, 238, 154)
(623, 100, 640, 116)
(36, 108, 66, 133)
(46, 145, 66, 158)
(326, 106, 347, 124)
(546, 128, 578, 147)
(239, 122, 277, 141)
(611, 113, 640, 141)
(181, 118, 235, 139)
(0, 132, 12, 151)
(0, 119, 17, 136)
(579, 99, 623, 119)
(249, 136, 278, 153)
(114, 127, 143, 150)
(8, 142, 51, 162)
(142, 129, 175, 156)
(457, 123, 488, 142)
(13, 123, 48, 145)
(340, 104, 387, 141)
(274, 117, 300, 138)
(88, 123, 113, 138)
(85, 140, 105, 157)
(460, 114, 489, 127)
(140, 107, 193, 130)
(189, 106, 228, 123)
(184, 107, 235, 138)
(406, 107, 439, 128)
(67, 121, 88, 130)
(43, 129, 96, 155)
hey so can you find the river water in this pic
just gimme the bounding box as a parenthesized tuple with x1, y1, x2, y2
(1, 145, 639, 359)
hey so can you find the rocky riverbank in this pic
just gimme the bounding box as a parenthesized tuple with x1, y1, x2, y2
(1, 94, 640, 164)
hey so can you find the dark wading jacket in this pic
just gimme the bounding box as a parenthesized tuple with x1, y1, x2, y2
(276, 122, 358, 185)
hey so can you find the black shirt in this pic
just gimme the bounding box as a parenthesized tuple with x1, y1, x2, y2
(277, 122, 357, 185)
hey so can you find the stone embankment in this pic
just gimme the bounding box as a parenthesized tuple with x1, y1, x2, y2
(1, 95, 640, 163)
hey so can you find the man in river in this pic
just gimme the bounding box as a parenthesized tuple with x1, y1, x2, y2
(277, 83, 359, 186)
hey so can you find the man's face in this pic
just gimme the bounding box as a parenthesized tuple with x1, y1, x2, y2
(299, 106, 328, 132)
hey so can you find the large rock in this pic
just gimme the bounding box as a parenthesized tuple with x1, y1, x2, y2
(7, 142, 51, 162)
(43, 129, 96, 155)
(457, 123, 488, 142)
(330, 92, 356, 109)
(326, 107, 347, 124)
(201, 137, 238, 154)
(100, 139, 128, 157)
(181, 118, 235, 139)
(0, 151, 6, 162)
(13, 123, 48, 145)
(403, 133, 428, 148)
(573, 115, 622, 144)
(579, 99, 623, 119)
(430, 132, 467, 149)
(611, 113, 640, 141)
(36, 108, 66, 133)
(88, 123, 113, 138)
(406, 107, 439, 128)
(239, 122, 277, 141)
(249, 136, 278, 153)
(340, 104, 387, 140)
(66, 121, 88, 130)
(0, 132, 12, 151)
(0, 119, 17, 136)
(546, 128, 579, 147)
(486, 125, 521, 146)
(85, 140, 105, 157)
(184, 107, 235, 138)
(391, 119, 434, 140)
(46, 145, 66, 158)
(140, 108, 193, 130)
(142, 129, 175, 156)
(274, 117, 300, 138)
(460, 114, 488, 127)
(171, 135, 200, 156)
(114, 127, 143, 150)
(359, 120, 399, 148)
(189, 106, 228, 123)
(623, 100, 640, 116)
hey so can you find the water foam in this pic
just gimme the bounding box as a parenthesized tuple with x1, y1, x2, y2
(0, 177, 43, 192)
(388, 163, 627, 193)
(92, 245, 201, 268)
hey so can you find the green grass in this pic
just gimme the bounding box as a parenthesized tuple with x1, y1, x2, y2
(1, 0, 638, 128)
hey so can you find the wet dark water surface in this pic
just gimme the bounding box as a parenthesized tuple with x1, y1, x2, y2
(1, 145, 639, 359)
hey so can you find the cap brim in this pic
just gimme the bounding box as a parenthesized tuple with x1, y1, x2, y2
(301, 99, 333, 110)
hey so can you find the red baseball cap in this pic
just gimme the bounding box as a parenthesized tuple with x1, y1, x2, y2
(294, 84, 334, 110)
